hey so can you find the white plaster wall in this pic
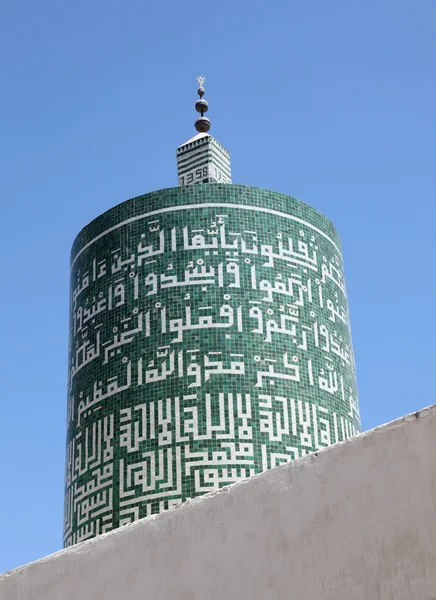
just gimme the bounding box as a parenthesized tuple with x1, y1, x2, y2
(2, 405, 436, 600)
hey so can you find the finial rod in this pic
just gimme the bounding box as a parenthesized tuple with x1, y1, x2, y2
(195, 76, 211, 133)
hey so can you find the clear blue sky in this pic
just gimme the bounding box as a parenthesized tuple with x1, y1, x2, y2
(1, 0, 435, 574)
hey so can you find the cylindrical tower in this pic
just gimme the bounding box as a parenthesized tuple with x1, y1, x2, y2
(64, 184, 360, 546)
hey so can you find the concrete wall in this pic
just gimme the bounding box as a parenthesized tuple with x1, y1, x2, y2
(2, 405, 436, 600)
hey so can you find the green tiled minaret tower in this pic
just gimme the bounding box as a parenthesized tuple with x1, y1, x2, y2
(64, 78, 360, 546)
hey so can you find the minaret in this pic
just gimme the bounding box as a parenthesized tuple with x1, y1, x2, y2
(177, 77, 232, 186)
(64, 76, 361, 547)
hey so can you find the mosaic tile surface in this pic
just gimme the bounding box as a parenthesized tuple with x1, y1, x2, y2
(64, 184, 360, 546)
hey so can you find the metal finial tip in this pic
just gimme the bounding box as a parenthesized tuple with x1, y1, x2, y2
(194, 77, 209, 131)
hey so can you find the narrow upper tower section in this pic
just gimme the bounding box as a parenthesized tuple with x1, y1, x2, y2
(177, 77, 232, 186)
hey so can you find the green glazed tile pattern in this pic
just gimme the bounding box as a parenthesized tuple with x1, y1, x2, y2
(64, 184, 360, 546)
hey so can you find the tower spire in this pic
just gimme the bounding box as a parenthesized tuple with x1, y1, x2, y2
(194, 76, 211, 133)
(176, 76, 231, 186)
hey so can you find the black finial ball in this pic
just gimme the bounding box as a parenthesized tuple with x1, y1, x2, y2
(195, 99, 209, 114)
(198, 86, 205, 98)
(195, 117, 211, 133)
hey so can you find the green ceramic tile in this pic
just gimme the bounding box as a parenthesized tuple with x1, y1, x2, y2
(64, 184, 360, 546)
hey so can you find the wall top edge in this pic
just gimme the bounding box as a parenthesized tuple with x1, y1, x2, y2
(70, 184, 339, 263)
